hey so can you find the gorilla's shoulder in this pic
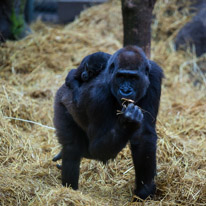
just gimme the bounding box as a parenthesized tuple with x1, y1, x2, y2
(149, 60, 164, 80)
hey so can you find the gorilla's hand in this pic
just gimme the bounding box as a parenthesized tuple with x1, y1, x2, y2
(120, 103, 143, 129)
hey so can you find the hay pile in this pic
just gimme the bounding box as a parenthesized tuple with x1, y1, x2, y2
(0, 0, 206, 205)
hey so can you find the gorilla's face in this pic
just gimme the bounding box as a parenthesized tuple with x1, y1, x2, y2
(110, 68, 150, 104)
(109, 47, 150, 105)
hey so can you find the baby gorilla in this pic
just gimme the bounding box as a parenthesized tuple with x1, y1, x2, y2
(52, 51, 111, 164)
(65, 52, 111, 104)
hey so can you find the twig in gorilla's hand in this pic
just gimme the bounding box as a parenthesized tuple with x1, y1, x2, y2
(116, 98, 155, 122)
(116, 98, 135, 115)
(121, 98, 135, 107)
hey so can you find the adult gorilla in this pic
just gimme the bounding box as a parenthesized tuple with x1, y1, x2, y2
(53, 46, 163, 200)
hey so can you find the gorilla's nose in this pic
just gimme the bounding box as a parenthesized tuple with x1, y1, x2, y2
(120, 87, 133, 97)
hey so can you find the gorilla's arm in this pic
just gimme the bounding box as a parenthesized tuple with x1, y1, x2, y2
(130, 61, 163, 199)
(65, 69, 79, 88)
(84, 86, 143, 162)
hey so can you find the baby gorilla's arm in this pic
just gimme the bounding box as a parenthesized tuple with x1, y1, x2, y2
(65, 69, 81, 104)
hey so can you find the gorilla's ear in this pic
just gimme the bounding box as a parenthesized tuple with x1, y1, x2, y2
(146, 60, 151, 76)
(85, 63, 89, 72)
(106, 51, 119, 74)
(109, 62, 115, 73)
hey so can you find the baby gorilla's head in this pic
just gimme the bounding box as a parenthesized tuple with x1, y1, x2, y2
(80, 52, 111, 82)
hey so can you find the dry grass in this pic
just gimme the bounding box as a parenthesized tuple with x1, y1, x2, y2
(0, 0, 206, 205)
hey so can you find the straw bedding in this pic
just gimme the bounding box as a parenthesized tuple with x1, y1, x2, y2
(0, 0, 205, 205)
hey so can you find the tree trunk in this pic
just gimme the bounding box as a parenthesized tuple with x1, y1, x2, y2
(121, 0, 156, 58)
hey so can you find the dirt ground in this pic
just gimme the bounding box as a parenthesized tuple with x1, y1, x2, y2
(0, 0, 206, 205)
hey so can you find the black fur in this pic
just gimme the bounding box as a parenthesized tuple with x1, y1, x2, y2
(53, 46, 164, 200)
(65, 52, 111, 104)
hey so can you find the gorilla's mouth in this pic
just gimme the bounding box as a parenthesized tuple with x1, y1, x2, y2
(119, 88, 133, 98)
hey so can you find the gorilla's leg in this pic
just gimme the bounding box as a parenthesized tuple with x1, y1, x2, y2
(130, 133, 157, 200)
(54, 100, 89, 189)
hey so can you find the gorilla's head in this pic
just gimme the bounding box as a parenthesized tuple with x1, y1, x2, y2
(106, 46, 150, 104)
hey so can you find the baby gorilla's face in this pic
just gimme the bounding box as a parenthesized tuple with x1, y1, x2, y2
(81, 64, 96, 82)
(81, 71, 89, 81)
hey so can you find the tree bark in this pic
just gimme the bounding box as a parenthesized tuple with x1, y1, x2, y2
(121, 0, 156, 58)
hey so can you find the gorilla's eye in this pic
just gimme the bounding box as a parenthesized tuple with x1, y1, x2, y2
(109, 63, 115, 73)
